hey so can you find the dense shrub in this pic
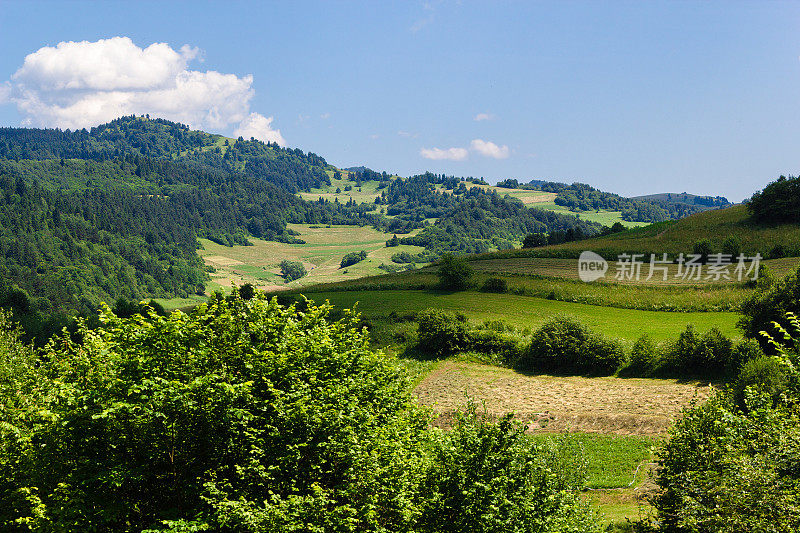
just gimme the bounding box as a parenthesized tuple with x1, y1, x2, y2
(733, 355, 790, 408)
(416, 308, 470, 357)
(692, 238, 713, 262)
(648, 312, 800, 531)
(279, 259, 306, 282)
(651, 390, 800, 532)
(660, 325, 735, 378)
(468, 328, 524, 364)
(417, 402, 600, 533)
(436, 253, 473, 290)
(480, 277, 508, 293)
(625, 334, 661, 376)
(340, 250, 368, 268)
(522, 233, 548, 248)
(729, 338, 764, 374)
(0, 303, 598, 532)
(518, 316, 624, 375)
(0, 296, 428, 531)
(739, 266, 800, 343)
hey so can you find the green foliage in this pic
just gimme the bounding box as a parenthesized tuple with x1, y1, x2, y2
(339, 250, 367, 269)
(659, 325, 735, 378)
(0, 298, 597, 531)
(522, 233, 548, 248)
(692, 238, 712, 262)
(417, 401, 601, 533)
(416, 308, 469, 357)
(436, 254, 473, 290)
(467, 328, 524, 364)
(279, 260, 306, 282)
(625, 334, 661, 376)
(518, 316, 625, 375)
(0, 296, 429, 531)
(721, 235, 741, 258)
(729, 338, 764, 374)
(740, 266, 800, 342)
(479, 277, 508, 293)
(648, 312, 800, 531)
(748, 174, 800, 224)
(651, 391, 800, 532)
(733, 355, 790, 407)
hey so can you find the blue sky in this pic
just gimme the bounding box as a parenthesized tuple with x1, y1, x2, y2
(1, 1, 799, 201)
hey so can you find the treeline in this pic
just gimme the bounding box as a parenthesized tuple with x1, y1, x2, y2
(0, 115, 332, 193)
(377, 172, 601, 253)
(748, 174, 800, 224)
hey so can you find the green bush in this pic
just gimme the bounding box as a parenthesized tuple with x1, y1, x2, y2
(625, 334, 661, 376)
(0, 296, 428, 532)
(733, 355, 790, 408)
(468, 329, 524, 364)
(480, 277, 508, 293)
(340, 250, 367, 268)
(436, 253, 473, 290)
(740, 266, 800, 343)
(416, 308, 470, 357)
(661, 325, 734, 378)
(651, 391, 800, 531)
(729, 338, 764, 374)
(721, 235, 742, 258)
(279, 259, 306, 282)
(518, 316, 623, 375)
(694, 327, 733, 375)
(417, 402, 600, 533)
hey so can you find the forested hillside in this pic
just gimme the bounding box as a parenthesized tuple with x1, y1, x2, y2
(0, 116, 719, 342)
(498, 178, 731, 222)
(0, 124, 381, 340)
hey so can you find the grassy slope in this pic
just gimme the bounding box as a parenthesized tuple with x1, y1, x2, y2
(498, 204, 800, 259)
(197, 224, 428, 295)
(302, 289, 739, 341)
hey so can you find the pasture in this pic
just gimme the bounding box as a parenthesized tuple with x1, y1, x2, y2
(302, 289, 741, 341)
(197, 223, 429, 293)
(298, 176, 387, 204)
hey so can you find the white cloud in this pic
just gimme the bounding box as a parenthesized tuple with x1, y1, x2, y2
(233, 112, 286, 146)
(420, 146, 469, 161)
(470, 139, 509, 159)
(320, 112, 330, 119)
(411, 2, 435, 33)
(3, 36, 282, 141)
(474, 113, 495, 121)
(0, 82, 10, 104)
(397, 130, 418, 138)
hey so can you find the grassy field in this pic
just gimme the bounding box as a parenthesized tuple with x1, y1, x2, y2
(300, 289, 740, 341)
(198, 224, 429, 293)
(532, 200, 648, 228)
(415, 361, 674, 526)
(298, 177, 387, 204)
(507, 204, 800, 259)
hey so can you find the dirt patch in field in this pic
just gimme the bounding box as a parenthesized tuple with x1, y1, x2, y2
(205, 255, 244, 266)
(517, 193, 558, 204)
(414, 361, 710, 436)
